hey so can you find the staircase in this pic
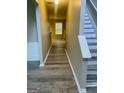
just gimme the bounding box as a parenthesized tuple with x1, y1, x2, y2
(83, 7, 97, 88)
(27, 40, 79, 93)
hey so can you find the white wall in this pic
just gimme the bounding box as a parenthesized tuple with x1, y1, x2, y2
(27, 0, 51, 65)
(27, 0, 40, 61)
(27, 42, 40, 61)
(27, 0, 38, 42)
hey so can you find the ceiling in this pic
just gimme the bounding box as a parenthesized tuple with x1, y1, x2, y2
(45, 0, 69, 21)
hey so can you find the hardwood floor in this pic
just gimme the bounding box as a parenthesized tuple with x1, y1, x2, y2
(27, 40, 79, 93)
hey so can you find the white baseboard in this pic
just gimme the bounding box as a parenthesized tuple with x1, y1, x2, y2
(80, 88, 87, 93)
(43, 45, 52, 65)
(39, 63, 44, 67)
(86, 82, 97, 87)
(65, 49, 87, 93)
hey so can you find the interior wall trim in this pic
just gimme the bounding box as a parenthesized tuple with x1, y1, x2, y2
(65, 49, 87, 93)
(43, 44, 52, 65)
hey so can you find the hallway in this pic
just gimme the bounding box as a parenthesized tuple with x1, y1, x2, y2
(27, 40, 79, 93)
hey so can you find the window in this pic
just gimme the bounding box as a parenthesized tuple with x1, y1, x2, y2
(55, 23, 62, 34)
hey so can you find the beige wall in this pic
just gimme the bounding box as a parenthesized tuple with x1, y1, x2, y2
(38, 0, 51, 63)
(66, 0, 87, 89)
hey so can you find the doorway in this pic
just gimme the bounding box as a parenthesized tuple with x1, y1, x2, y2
(50, 21, 66, 48)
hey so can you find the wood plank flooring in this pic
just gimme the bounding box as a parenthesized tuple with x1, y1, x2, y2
(27, 40, 79, 93)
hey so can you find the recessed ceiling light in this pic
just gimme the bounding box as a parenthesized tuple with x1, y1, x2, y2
(55, 0, 58, 5)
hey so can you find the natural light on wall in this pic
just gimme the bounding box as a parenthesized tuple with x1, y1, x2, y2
(55, 23, 62, 34)
(55, 0, 59, 5)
